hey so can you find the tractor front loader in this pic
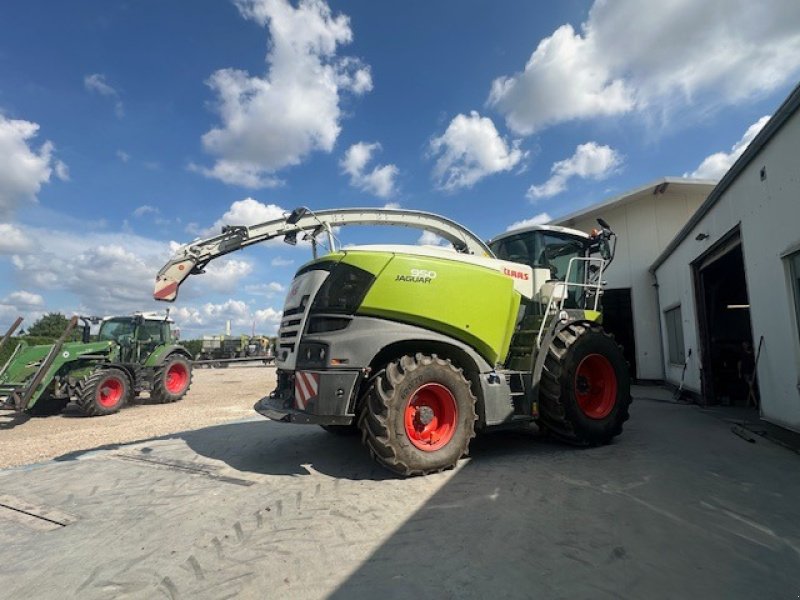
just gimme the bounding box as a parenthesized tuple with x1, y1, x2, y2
(156, 207, 631, 475)
(0, 313, 194, 417)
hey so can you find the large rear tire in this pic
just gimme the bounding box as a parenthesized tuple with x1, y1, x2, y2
(539, 322, 631, 445)
(150, 355, 193, 404)
(77, 368, 131, 416)
(359, 353, 477, 476)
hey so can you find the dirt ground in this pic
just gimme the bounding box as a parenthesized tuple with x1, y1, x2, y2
(0, 364, 277, 468)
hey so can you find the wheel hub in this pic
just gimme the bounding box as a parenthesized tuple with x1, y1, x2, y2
(574, 353, 618, 420)
(403, 383, 458, 452)
(415, 405, 435, 426)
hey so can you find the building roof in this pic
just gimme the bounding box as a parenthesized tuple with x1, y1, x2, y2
(650, 81, 800, 273)
(551, 177, 716, 228)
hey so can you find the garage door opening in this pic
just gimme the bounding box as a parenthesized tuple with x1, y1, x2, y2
(694, 234, 758, 407)
(601, 288, 637, 379)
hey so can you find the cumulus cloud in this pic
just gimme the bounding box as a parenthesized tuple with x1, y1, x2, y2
(506, 212, 552, 231)
(340, 142, 398, 198)
(171, 300, 282, 336)
(0, 223, 35, 254)
(528, 142, 622, 200)
(245, 281, 285, 297)
(4, 226, 252, 317)
(0, 115, 68, 219)
(686, 116, 771, 180)
(488, 0, 800, 134)
(84, 73, 124, 118)
(196, 0, 372, 188)
(3, 290, 44, 308)
(430, 111, 525, 191)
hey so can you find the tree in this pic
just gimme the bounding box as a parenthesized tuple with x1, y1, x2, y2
(26, 313, 70, 338)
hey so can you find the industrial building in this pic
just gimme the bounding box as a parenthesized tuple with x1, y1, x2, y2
(651, 82, 800, 433)
(552, 178, 715, 380)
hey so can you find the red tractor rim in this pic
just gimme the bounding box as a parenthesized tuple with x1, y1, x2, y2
(575, 353, 617, 419)
(97, 377, 124, 408)
(404, 383, 458, 451)
(165, 362, 189, 394)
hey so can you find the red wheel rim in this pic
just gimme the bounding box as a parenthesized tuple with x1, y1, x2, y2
(97, 377, 124, 408)
(574, 353, 617, 419)
(165, 362, 189, 394)
(403, 383, 458, 451)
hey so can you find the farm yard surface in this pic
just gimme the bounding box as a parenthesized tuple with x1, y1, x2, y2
(1, 383, 799, 599)
(0, 364, 275, 468)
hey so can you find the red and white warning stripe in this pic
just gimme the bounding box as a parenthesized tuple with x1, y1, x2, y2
(294, 371, 320, 410)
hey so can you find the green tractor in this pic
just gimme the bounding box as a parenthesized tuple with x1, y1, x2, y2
(0, 312, 193, 417)
(156, 207, 631, 476)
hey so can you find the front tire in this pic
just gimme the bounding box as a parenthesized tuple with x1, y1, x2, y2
(539, 322, 631, 445)
(359, 354, 477, 476)
(150, 356, 193, 404)
(77, 368, 131, 416)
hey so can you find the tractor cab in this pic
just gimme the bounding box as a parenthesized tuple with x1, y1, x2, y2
(98, 313, 174, 363)
(488, 222, 615, 312)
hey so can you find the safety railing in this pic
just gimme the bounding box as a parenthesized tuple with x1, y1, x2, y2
(536, 256, 607, 347)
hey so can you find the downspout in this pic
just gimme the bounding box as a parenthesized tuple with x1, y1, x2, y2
(652, 270, 667, 382)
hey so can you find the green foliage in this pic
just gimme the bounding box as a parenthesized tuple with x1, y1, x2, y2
(182, 339, 203, 358)
(0, 336, 63, 366)
(26, 313, 71, 338)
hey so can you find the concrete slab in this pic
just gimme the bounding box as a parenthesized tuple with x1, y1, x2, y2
(0, 396, 799, 599)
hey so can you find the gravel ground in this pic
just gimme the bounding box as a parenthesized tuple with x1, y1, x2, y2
(0, 364, 277, 468)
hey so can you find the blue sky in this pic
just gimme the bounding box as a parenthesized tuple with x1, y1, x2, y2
(1, 0, 799, 336)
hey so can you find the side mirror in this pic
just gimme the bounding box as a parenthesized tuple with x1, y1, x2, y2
(286, 207, 309, 225)
(284, 231, 298, 246)
(597, 217, 610, 230)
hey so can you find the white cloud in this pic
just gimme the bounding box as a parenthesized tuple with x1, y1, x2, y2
(271, 256, 294, 267)
(340, 142, 398, 198)
(488, 0, 800, 134)
(133, 205, 159, 218)
(506, 212, 552, 231)
(417, 230, 452, 248)
(430, 111, 525, 191)
(83, 73, 124, 118)
(0, 224, 35, 254)
(528, 142, 622, 200)
(171, 300, 282, 336)
(383, 202, 400, 209)
(686, 116, 771, 180)
(3, 225, 252, 318)
(0, 115, 67, 219)
(3, 290, 44, 308)
(196, 0, 372, 188)
(117, 150, 130, 163)
(207, 197, 285, 236)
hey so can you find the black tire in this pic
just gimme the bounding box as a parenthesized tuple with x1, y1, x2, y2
(320, 423, 360, 436)
(76, 367, 131, 416)
(359, 353, 477, 476)
(538, 322, 631, 445)
(150, 355, 193, 404)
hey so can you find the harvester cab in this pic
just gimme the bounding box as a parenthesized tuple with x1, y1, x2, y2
(0, 312, 193, 417)
(156, 207, 630, 475)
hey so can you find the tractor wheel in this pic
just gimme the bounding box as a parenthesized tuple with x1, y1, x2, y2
(77, 368, 131, 416)
(359, 353, 477, 476)
(150, 355, 193, 403)
(538, 322, 631, 445)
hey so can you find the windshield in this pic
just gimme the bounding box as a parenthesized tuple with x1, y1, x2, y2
(98, 318, 135, 342)
(490, 230, 587, 283)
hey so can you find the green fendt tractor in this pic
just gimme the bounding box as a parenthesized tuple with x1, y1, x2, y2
(156, 207, 631, 475)
(0, 312, 193, 416)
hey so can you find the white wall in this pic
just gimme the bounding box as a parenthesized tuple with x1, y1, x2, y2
(561, 186, 708, 379)
(654, 108, 800, 432)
